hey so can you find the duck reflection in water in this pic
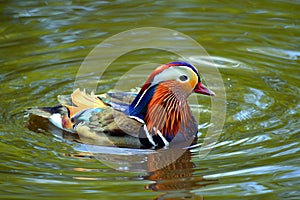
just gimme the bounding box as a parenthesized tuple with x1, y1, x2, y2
(144, 149, 218, 200)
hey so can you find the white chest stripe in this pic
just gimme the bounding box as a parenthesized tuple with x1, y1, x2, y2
(129, 116, 157, 147)
(144, 124, 156, 146)
(133, 89, 148, 109)
(153, 127, 169, 147)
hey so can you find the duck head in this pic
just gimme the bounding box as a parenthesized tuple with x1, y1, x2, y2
(129, 61, 214, 143)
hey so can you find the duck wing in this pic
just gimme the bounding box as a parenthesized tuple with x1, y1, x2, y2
(28, 89, 146, 147)
(73, 106, 144, 147)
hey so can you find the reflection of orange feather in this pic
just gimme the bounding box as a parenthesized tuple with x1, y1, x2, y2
(145, 81, 193, 138)
(64, 89, 107, 117)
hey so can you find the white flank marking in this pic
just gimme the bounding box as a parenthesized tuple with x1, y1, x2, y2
(49, 113, 63, 129)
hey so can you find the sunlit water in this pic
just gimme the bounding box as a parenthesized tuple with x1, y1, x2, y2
(1, 1, 299, 199)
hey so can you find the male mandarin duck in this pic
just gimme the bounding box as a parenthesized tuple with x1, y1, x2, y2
(28, 61, 215, 148)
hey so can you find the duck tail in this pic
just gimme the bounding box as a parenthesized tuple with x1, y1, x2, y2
(27, 105, 73, 130)
(27, 105, 67, 118)
(27, 89, 108, 130)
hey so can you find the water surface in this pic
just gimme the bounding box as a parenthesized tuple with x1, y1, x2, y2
(0, 1, 299, 199)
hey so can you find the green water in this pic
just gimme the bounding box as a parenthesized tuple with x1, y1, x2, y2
(1, 1, 299, 199)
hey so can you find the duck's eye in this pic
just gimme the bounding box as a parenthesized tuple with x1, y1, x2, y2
(179, 75, 188, 81)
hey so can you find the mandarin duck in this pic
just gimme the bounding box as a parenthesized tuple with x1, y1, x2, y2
(28, 61, 214, 148)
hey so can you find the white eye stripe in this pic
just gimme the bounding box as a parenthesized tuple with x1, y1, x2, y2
(152, 66, 196, 85)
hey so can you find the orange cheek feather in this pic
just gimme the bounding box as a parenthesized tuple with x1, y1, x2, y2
(188, 78, 197, 91)
(181, 79, 197, 94)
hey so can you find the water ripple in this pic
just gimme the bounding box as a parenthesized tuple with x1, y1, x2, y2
(247, 47, 300, 60)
